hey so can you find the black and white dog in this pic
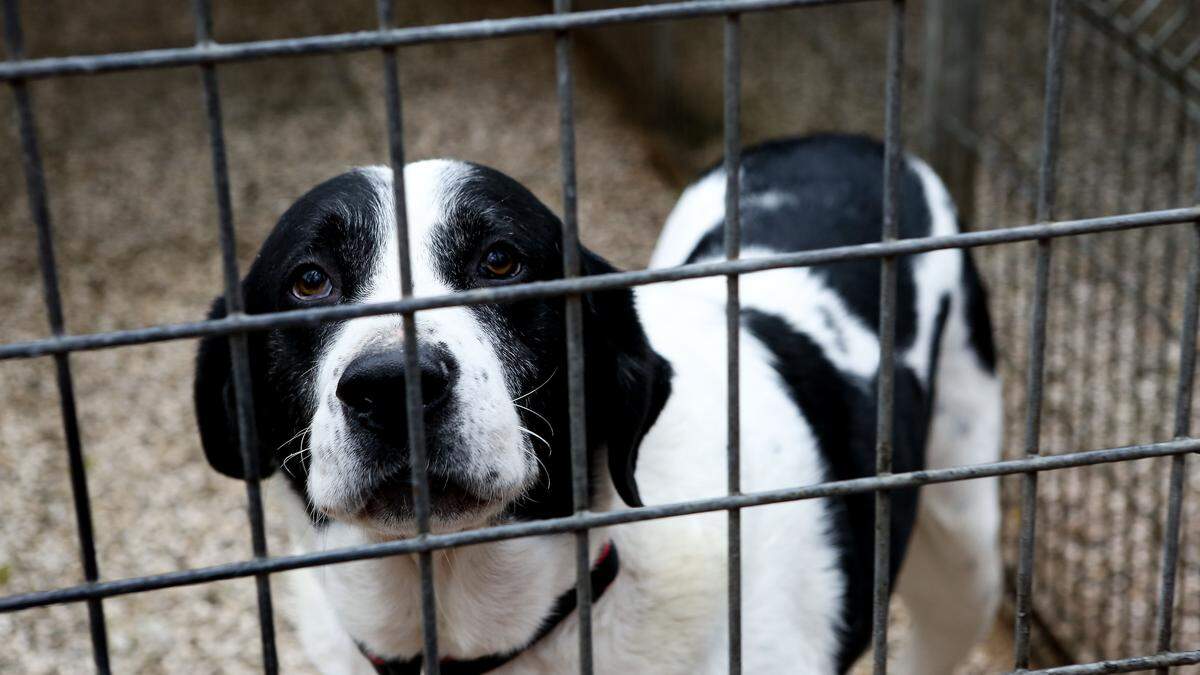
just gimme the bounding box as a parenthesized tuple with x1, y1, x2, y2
(195, 134, 1001, 674)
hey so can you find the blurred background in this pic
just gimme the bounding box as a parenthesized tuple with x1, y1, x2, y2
(0, 0, 1198, 672)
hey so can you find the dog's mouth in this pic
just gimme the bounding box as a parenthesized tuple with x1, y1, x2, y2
(317, 463, 503, 534)
(360, 469, 489, 518)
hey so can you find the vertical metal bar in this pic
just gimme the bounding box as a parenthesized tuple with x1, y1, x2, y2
(1013, 0, 1069, 668)
(723, 12, 742, 675)
(376, 2, 439, 673)
(1154, 99, 1190, 432)
(1152, 143, 1200, 675)
(872, 2, 904, 673)
(552, 2, 593, 673)
(191, 2, 278, 672)
(1, 2, 111, 671)
(920, 0, 984, 217)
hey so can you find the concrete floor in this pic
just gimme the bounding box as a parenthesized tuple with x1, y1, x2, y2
(0, 1, 1013, 672)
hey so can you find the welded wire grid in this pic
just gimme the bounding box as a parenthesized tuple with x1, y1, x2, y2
(958, 0, 1200, 668)
(0, 1, 1198, 674)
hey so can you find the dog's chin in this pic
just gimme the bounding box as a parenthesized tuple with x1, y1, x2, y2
(318, 470, 517, 538)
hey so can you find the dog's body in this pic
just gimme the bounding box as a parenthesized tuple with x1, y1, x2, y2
(195, 135, 1000, 674)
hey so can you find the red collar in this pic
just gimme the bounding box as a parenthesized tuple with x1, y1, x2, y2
(361, 541, 619, 675)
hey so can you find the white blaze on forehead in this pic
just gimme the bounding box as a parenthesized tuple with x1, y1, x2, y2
(355, 159, 467, 301)
(306, 160, 533, 517)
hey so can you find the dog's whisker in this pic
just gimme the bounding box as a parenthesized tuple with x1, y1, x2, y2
(280, 427, 313, 477)
(512, 402, 554, 436)
(521, 439, 551, 490)
(517, 425, 551, 452)
(512, 367, 557, 403)
(276, 425, 311, 452)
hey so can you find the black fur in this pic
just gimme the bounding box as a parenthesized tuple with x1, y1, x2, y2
(194, 170, 389, 521)
(743, 309, 927, 673)
(686, 134, 934, 351)
(960, 240, 997, 372)
(435, 164, 673, 515)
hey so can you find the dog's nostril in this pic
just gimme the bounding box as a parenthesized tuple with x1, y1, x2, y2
(419, 353, 458, 409)
(335, 348, 458, 434)
(336, 351, 406, 425)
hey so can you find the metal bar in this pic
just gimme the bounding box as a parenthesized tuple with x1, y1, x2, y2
(1014, 0, 1070, 667)
(4, 436, 1200, 615)
(3, 206, 1197, 362)
(872, 2, 904, 672)
(191, 2, 277, 671)
(551, 2, 593, 672)
(1126, 0, 1163, 31)
(1019, 649, 1200, 674)
(1072, 0, 1200, 113)
(1148, 3, 1190, 50)
(0, 1, 111, 671)
(0, 0, 875, 82)
(1150, 144, 1200, 673)
(722, 12, 742, 674)
(1152, 103, 1190, 439)
(920, 0, 983, 216)
(1148, 107, 1194, 661)
(375, 1, 439, 671)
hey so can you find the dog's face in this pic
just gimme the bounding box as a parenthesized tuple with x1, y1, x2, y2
(194, 161, 670, 536)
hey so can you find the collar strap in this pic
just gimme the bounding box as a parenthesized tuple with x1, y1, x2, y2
(362, 541, 620, 675)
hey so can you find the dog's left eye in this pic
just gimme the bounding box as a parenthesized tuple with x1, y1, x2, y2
(291, 265, 334, 301)
(479, 245, 522, 279)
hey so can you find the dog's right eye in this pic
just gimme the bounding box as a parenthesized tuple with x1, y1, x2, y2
(291, 266, 334, 301)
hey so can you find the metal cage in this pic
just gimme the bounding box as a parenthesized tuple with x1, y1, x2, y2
(0, 0, 1198, 673)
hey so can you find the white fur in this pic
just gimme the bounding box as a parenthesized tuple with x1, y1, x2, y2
(279, 156, 1002, 674)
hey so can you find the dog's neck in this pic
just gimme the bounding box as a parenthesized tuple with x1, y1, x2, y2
(279, 482, 621, 661)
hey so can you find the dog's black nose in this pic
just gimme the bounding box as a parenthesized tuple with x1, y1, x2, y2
(336, 347, 458, 439)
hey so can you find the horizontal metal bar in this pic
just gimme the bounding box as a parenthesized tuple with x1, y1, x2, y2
(2, 436, 1197, 614)
(1073, 0, 1200, 102)
(1016, 649, 1200, 674)
(2, 205, 1196, 362)
(0, 0, 870, 82)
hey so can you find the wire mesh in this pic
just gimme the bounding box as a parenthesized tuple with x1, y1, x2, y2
(0, 0, 1198, 673)
(959, 0, 1200, 668)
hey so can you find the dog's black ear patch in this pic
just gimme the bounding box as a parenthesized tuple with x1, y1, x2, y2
(194, 296, 277, 480)
(580, 249, 672, 508)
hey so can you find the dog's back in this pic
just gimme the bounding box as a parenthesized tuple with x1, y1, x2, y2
(635, 134, 1001, 672)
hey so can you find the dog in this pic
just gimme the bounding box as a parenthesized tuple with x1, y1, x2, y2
(194, 134, 1001, 674)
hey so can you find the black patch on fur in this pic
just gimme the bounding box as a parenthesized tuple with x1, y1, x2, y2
(960, 241, 997, 372)
(426, 163, 673, 516)
(685, 134, 932, 351)
(741, 308, 926, 673)
(194, 169, 389, 524)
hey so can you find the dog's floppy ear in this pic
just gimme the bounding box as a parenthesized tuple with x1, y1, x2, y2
(580, 248, 672, 508)
(194, 296, 277, 479)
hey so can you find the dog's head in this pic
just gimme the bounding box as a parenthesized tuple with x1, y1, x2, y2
(194, 161, 670, 535)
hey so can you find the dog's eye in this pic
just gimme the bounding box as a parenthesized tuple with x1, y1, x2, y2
(291, 266, 333, 300)
(479, 245, 521, 279)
